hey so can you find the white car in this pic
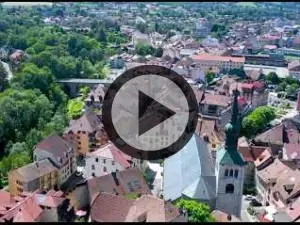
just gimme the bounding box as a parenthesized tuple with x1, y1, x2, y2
(245, 195, 253, 201)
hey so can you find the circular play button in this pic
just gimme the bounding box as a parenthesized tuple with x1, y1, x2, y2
(102, 65, 198, 160)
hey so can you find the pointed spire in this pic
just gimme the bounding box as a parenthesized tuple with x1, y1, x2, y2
(231, 88, 239, 125)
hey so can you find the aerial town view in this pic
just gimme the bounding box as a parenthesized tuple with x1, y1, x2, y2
(1, 1, 300, 222)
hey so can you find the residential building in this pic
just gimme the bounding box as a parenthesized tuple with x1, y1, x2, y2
(84, 142, 135, 179)
(194, 18, 212, 38)
(90, 193, 187, 222)
(199, 92, 232, 118)
(84, 84, 106, 112)
(132, 31, 150, 46)
(8, 159, 59, 196)
(211, 210, 241, 222)
(276, 47, 300, 56)
(231, 53, 287, 67)
(109, 55, 125, 69)
(64, 112, 108, 156)
(0, 190, 73, 222)
(87, 167, 151, 204)
(192, 54, 245, 72)
(34, 134, 76, 185)
(255, 158, 296, 205)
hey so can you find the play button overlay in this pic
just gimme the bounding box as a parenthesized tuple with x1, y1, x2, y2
(102, 65, 198, 160)
(138, 90, 176, 136)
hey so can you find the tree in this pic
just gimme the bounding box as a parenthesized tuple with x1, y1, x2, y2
(135, 43, 155, 56)
(205, 71, 216, 83)
(175, 199, 216, 222)
(96, 28, 107, 43)
(242, 106, 276, 138)
(0, 62, 8, 91)
(266, 72, 280, 84)
(154, 47, 164, 57)
(286, 83, 299, 96)
(80, 86, 91, 99)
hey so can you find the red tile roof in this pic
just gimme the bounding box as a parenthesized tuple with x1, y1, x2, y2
(87, 142, 132, 168)
(91, 193, 181, 222)
(284, 197, 300, 221)
(192, 54, 245, 63)
(201, 93, 232, 107)
(87, 168, 151, 201)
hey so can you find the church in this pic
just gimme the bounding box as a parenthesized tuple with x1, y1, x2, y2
(163, 90, 246, 218)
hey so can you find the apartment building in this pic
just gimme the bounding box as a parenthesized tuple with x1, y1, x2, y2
(34, 134, 76, 185)
(8, 159, 59, 196)
(84, 142, 134, 179)
(192, 54, 245, 72)
(64, 112, 108, 157)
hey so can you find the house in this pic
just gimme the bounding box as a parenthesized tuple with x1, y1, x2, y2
(109, 55, 125, 69)
(211, 209, 241, 222)
(288, 61, 300, 80)
(238, 140, 268, 189)
(194, 18, 212, 38)
(9, 50, 25, 64)
(253, 122, 300, 155)
(87, 167, 151, 204)
(192, 54, 245, 72)
(0, 190, 73, 222)
(164, 91, 246, 217)
(83, 142, 135, 179)
(34, 134, 76, 185)
(199, 93, 232, 118)
(255, 158, 296, 205)
(90, 193, 187, 222)
(64, 112, 108, 156)
(84, 84, 106, 112)
(8, 159, 59, 196)
(132, 31, 150, 46)
(268, 169, 300, 209)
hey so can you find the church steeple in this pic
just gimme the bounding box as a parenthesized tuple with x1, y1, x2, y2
(224, 89, 241, 152)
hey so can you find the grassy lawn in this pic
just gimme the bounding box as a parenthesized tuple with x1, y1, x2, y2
(237, 2, 257, 7)
(67, 98, 85, 119)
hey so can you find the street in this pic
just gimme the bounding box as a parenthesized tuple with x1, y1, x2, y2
(240, 196, 264, 222)
(147, 161, 163, 197)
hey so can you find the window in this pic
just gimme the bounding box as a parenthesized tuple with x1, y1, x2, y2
(103, 159, 106, 164)
(234, 170, 238, 178)
(82, 131, 86, 134)
(224, 169, 229, 177)
(92, 165, 95, 170)
(95, 158, 98, 163)
(112, 161, 115, 166)
(225, 184, 234, 194)
(229, 169, 233, 177)
(103, 167, 107, 172)
(92, 173, 95, 177)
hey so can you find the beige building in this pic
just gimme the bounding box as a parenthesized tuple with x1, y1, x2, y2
(192, 54, 245, 72)
(8, 159, 59, 196)
(34, 134, 76, 185)
(64, 112, 108, 156)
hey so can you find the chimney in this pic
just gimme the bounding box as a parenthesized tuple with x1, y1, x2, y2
(227, 214, 232, 221)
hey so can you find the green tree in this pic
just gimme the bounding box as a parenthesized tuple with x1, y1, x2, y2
(242, 106, 276, 138)
(0, 62, 8, 91)
(205, 71, 216, 83)
(96, 28, 107, 43)
(154, 47, 164, 57)
(286, 83, 299, 96)
(80, 86, 91, 99)
(266, 72, 280, 84)
(175, 199, 216, 222)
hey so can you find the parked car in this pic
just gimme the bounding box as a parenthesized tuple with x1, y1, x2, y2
(250, 198, 262, 207)
(245, 195, 253, 201)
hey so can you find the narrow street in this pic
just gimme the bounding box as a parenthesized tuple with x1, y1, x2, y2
(147, 161, 163, 197)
